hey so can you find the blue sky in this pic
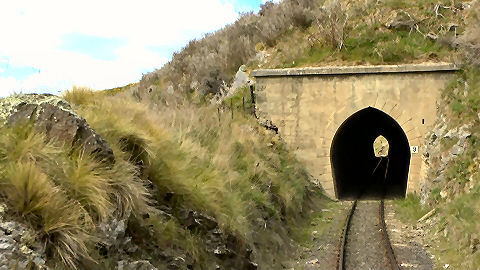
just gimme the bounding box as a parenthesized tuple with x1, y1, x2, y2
(0, 0, 269, 97)
(235, 0, 265, 12)
(59, 34, 128, 61)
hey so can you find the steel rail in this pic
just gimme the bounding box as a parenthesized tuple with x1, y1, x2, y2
(336, 200, 357, 270)
(336, 200, 401, 270)
(379, 200, 401, 270)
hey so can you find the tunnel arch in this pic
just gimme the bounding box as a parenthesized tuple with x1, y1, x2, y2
(330, 107, 411, 200)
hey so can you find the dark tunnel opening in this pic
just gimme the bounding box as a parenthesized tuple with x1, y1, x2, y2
(330, 107, 411, 200)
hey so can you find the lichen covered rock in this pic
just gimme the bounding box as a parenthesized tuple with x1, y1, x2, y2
(0, 203, 49, 270)
(117, 260, 158, 270)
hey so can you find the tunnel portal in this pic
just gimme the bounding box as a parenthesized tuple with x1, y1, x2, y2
(330, 107, 411, 200)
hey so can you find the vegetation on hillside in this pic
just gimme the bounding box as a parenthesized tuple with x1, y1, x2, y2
(137, 0, 470, 99)
(263, 0, 466, 68)
(140, 0, 318, 97)
(0, 86, 325, 269)
(102, 0, 480, 268)
(393, 2, 480, 269)
(100, 0, 480, 268)
(1, 0, 479, 268)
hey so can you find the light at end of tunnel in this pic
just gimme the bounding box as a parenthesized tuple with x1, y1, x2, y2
(373, 135, 389, 157)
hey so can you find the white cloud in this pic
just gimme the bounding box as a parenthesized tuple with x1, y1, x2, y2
(0, 0, 240, 97)
(0, 77, 20, 97)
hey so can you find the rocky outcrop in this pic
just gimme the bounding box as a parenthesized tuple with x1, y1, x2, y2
(230, 65, 252, 92)
(177, 209, 257, 270)
(0, 203, 49, 270)
(97, 210, 138, 256)
(0, 94, 114, 164)
(422, 113, 474, 202)
(117, 260, 158, 270)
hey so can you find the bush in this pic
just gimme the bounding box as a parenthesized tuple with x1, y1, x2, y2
(458, 2, 480, 65)
(139, 0, 321, 97)
(316, 0, 348, 50)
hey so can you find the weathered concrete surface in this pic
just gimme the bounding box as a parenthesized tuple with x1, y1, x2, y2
(252, 63, 458, 77)
(252, 63, 458, 198)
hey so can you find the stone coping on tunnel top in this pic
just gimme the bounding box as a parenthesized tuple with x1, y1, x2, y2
(251, 63, 459, 77)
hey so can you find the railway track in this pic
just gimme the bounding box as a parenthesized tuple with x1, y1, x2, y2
(337, 200, 400, 270)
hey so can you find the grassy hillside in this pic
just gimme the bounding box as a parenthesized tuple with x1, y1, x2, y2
(130, 0, 480, 268)
(1, 0, 479, 269)
(0, 86, 326, 269)
(393, 2, 480, 269)
(394, 68, 480, 269)
(66, 86, 323, 261)
(136, 0, 470, 99)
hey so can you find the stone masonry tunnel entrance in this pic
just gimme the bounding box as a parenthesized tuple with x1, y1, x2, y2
(252, 64, 458, 198)
(330, 107, 411, 200)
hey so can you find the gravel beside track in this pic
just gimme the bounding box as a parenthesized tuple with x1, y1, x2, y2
(344, 200, 391, 270)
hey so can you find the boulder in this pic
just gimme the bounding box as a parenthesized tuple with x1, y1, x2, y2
(451, 144, 465, 156)
(230, 65, 252, 92)
(0, 94, 114, 164)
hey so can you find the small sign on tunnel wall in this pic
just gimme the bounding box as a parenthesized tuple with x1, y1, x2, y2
(410, 146, 419, 154)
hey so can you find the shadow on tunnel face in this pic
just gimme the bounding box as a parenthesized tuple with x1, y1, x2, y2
(330, 107, 411, 201)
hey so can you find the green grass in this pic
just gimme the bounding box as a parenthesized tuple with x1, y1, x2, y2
(392, 193, 430, 223)
(445, 154, 475, 185)
(270, 0, 464, 69)
(286, 27, 450, 67)
(426, 185, 480, 269)
(0, 87, 325, 269)
(291, 201, 341, 246)
(429, 187, 444, 204)
(222, 85, 254, 113)
(419, 60, 480, 268)
(442, 68, 480, 119)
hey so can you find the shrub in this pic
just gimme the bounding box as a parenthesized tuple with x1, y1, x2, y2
(458, 2, 480, 65)
(316, 0, 348, 50)
(139, 0, 321, 97)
